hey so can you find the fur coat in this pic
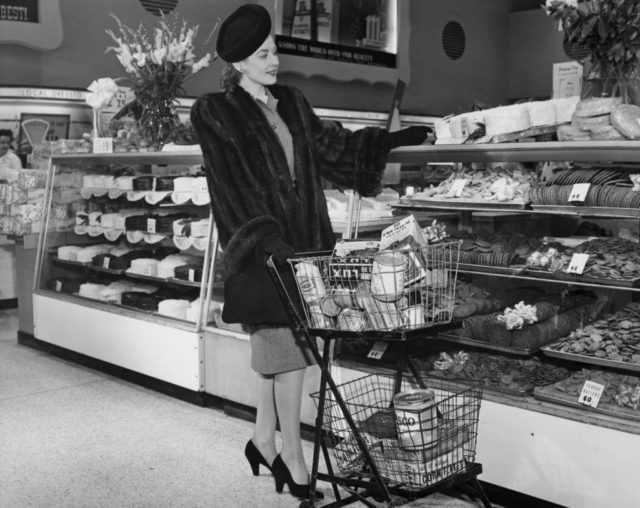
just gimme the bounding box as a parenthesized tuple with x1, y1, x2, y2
(190, 84, 392, 320)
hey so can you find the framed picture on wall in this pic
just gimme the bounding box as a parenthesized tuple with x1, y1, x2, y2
(18, 113, 70, 152)
(269, 0, 409, 85)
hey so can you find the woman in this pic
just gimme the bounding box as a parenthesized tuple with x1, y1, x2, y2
(190, 4, 428, 500)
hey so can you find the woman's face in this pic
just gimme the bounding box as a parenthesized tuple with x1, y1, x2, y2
(238, 35, 279, 86)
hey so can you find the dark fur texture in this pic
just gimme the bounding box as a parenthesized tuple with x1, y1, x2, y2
(190, 84, 391, 320)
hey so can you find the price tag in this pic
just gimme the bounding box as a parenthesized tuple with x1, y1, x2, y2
(447, 179, 467, 198)
(92, 137, 113, 154)
(188, 268, 195, 282)
(567, 253, 589, 274)
(151, 177, 157, 191)
(367, 341, 388, 360)
(147, 218, 156, 234)
(55, 280, 62, 292)
(405, 186, 415, 197)
(579, 380, 605, 408)
(102, 257, 110, 269)
(568, 183, 591, 202)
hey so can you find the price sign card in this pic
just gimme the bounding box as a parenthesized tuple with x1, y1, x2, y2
(93, 137, 113, 154)
(579, 380, 605, 408)
(568, 183, 591, 202)
(367, 341, 389, 360)
(567, 253, 590, 274)
(447, 179, 467, 198)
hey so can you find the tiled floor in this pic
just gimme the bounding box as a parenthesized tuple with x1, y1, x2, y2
(0, 308, 492, 507)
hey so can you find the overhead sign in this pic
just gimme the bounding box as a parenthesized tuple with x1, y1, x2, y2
(0, 0, 38, 22)
(0, 0, 62, 49)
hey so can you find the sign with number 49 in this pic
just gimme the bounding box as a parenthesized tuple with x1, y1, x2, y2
(578, 380, 605, 408)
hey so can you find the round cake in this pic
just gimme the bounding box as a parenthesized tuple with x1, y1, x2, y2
(57, 245, 84, 261)
(128, 258, 159, 276)
(157, 299, 190, 319)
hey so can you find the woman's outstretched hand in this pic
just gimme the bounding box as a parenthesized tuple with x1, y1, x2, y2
(389, 126, 432, 148)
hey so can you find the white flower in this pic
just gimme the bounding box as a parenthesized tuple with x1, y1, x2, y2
(85, 77, 119, 109)
(191, 53, 211, 74)
(151, 47, 168, 65)
(167, 40, 185, 63)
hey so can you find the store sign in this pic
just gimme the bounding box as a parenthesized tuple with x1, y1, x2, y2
(0, 0, 38, 23)
(0, 0, 62, 50)
(275, 0, 397, 68)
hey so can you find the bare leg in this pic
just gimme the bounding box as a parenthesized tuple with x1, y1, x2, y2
(252, 373, 278, 466)
(274, 368, 308, 484)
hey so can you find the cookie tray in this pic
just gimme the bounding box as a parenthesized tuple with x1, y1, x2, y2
(531, 204, 640, 219)
(396, 199, 530, 211)
(438, 332, 538, 356)
(457, 263, 527, 276)
(525, 268, 640, 288)
(540, 346, 640, 374)
(533, 387, 640, 422)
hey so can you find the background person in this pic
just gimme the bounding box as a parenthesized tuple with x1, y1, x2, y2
(0, 129, 23, 171)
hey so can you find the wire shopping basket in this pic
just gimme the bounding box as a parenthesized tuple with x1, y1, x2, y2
(310, 373, 483, 490)
(287, 240, 461, 333)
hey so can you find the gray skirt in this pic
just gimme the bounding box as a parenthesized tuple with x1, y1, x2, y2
(247, 325, 315, 375)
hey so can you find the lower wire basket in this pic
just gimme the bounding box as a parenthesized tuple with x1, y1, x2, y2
(310, 374, 483, 490)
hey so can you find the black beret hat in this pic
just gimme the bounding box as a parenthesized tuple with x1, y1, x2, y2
(217, 4, 272, 63)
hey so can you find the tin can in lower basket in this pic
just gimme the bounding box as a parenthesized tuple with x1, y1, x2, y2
(393, 390, 438, 450)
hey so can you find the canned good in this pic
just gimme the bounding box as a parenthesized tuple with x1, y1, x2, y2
(320, 294, 341, 317)
(333, 287, 356, 308)
(403, 305, 425, 328)
(370, 250, 406, 301)
(393, 390, 438, 450)
(360, 295, 402, 330)
(336, 308, 365, 331)
(295, 262, 327, 302)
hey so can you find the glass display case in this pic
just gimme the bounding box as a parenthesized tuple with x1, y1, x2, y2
(33, 151, 213, 391)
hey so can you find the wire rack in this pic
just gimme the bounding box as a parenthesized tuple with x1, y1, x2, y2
(310, 373, 483, 491)
(287, 241, 461, 334)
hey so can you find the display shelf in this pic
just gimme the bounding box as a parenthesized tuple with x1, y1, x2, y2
(50, 255, 203, 288)
(540, 346, 640, 374)
(438, 332, 538, 356)
(399, 197, 530, 210)
(530, 204, 640, 218)
(34, 151, 215, 392)
(50, 151, 203, 166)
(533, 387, 640, 423)
(388, 141, 640, 164)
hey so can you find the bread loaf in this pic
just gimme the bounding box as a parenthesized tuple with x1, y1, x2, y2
(610, 104, 640, 139)
(573, 97, 623, 117)
(589, 124, 626, 140)
(571, 113, 610, 131)
(557, 124, 590, 141)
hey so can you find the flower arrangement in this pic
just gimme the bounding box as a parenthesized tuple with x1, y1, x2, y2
(545, 0, 640, 100)
(106, 13, 218, 146)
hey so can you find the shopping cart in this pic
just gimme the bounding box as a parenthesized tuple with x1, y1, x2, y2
(268, 241, 492, 508)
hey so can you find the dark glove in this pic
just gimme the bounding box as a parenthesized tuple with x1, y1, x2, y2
(388, 126, 432, 149)
(261, 236, 295, 266)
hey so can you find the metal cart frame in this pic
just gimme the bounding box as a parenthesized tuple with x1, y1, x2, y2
(268, 256, 493, 508)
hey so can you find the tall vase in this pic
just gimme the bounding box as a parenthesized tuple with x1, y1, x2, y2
(581, 59, 640, 106)
(135, 92, 180, 148)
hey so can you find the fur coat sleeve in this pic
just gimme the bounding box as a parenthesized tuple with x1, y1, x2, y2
(190, 84, 392, 276)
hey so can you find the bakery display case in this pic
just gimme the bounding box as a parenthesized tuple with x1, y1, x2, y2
(325, 140, 640, 507)
(32, 151, 213, 391)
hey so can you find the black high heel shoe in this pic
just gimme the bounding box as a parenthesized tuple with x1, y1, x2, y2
(272, 454, 324, 500)
(244, 440, 272, 476)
